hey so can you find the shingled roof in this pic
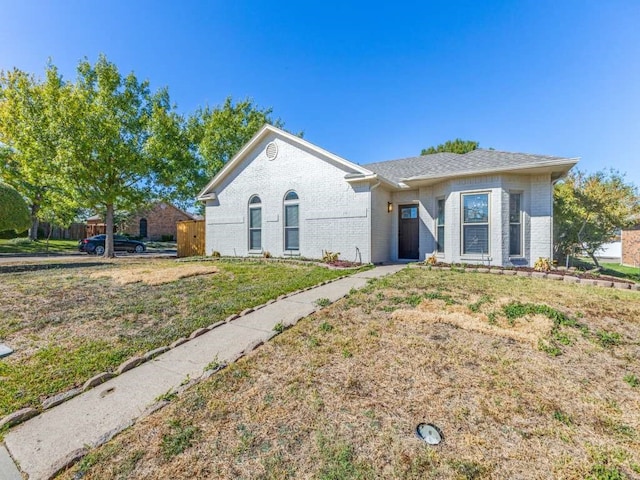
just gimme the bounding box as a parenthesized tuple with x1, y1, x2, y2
(364, 149, 577, 185)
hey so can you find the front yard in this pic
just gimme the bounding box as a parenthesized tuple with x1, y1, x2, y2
(0, 259, 352, 418)
(0, 238, 79, 255)
(59, 267, 640, 479)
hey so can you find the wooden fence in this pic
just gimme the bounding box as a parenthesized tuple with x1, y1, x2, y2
(177, 220, 205, 257)
(41, 222, 87, 240)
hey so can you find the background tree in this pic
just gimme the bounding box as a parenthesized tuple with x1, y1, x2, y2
(0, 182, 30, 232)
(421, 138, 479, 155)
(0, 66, 76, 239)
(186, 97, 284, 201)
(554, 169, 640, 268)
(144, 95, 195, 210)
(62, 55, 185, 257)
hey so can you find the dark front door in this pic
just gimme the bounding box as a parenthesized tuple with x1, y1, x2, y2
(398, 205, 419, 259)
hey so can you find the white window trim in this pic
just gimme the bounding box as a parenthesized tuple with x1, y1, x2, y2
(436, 197, 445, 255)
(460, 191, 491, 258)
(283, 190, 300, 252)
(508, 191, 524, 258)
(248, 195, 262, 252)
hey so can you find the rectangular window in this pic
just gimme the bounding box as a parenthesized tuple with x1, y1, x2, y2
(436, 198, 445, 253)
(249, 207, 261, 250)
(284, 204, 299, 250)
(509, 193, 522, 256)
(401, 206, 418, 219)
(462, 193, 489, 254)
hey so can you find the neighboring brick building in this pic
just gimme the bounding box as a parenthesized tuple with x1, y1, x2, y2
(86, 202, 196, 241)
(622, 225, 640, 266)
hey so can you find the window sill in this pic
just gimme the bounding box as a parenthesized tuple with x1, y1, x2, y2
(461, 255, 493, 261)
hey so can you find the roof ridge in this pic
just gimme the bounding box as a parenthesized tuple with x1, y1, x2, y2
(469, 148, 571, 159)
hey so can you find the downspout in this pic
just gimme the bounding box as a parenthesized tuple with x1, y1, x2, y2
(370, 181, 381, 264)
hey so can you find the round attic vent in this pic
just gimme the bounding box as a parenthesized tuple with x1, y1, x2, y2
(265, 142, 278, 160)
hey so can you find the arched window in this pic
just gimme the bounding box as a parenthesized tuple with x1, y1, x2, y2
(283, 190, 299, 251)
(248, 195, 262, 251)
(284, 191, 299, 201)
(139, 218, 148, 238)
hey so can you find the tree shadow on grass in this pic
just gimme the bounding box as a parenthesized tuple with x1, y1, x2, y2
(0, 262, 112, 274)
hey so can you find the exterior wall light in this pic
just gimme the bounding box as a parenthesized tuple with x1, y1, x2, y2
(387, 202, 393, 213)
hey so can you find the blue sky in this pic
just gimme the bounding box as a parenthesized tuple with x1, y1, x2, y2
(1, 1, 639, 187)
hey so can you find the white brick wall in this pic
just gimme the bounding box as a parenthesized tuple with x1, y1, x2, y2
(419, 187, 436, 256)
(371, 186, 392, 263)
(528, 174, 553, 261)
(382, 174, 554, 266)
(204, 133, 372, 262)
(203, 130, 556, 267)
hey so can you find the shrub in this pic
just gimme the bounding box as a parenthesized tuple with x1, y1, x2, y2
(425, 254, 438, 265)
(322, 250, 340, 263)
(534, 257, 552, 272)
(160, 234, 174, 242)
(211, 251, 221, 258)
(0, 229, 28, 239)
(8, 237, 33, 245)
(263, 251, 272, 258)
(0, 183, 30, 232)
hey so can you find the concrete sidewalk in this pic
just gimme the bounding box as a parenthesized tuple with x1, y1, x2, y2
(2, 264, 405, 480)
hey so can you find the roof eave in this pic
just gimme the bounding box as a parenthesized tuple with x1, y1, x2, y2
(344, 173, 398, 189)
(401, 159, 579, 187)
(197, 192, 217, 202)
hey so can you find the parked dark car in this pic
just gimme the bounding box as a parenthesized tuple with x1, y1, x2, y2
(78, 234, 146, 255)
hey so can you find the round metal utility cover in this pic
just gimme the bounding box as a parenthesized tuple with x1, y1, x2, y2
(416, 423, 442, 445)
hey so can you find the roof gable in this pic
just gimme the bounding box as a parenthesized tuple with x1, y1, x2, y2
(197, 125, 373, 200)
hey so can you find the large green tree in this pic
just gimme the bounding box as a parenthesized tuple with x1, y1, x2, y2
(0, 66, 77, 239)
(0, 181, 30, 231)
(186, 97, 284, 199)
(421, 138, 479, 155)
(62, 55, 186, 257)
(554, 169, 640, 268)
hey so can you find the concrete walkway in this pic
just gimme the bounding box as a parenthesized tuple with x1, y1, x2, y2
(1, 264, 405, 480)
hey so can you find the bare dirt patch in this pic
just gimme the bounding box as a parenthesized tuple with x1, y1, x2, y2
(89, 264, 218, 285)
(393, 298, 554, 346)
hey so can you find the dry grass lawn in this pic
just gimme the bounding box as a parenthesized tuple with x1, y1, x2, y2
(0, 258, 349, 418)
(59, 268, 640, 479)
(89, 264, 218, 285)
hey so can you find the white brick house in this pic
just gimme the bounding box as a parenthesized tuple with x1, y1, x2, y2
(198, 125, 578, 266)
